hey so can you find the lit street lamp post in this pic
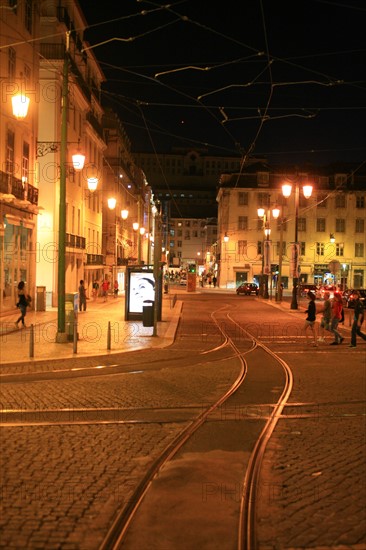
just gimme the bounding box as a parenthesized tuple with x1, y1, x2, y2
(275, 216, 284, 302)
(56, 34, 70, 342)
(282, 180, 313, 310)
(258, 207, 280, 299)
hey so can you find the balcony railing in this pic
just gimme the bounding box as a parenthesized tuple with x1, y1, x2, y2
(86, 254, 105, 266)
(0, 171, 38, 205)
(65, 233, 86, 249)
(86, 111, 104, 142)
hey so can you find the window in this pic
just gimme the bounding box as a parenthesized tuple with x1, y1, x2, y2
(316, 242, 325, 255)
(355, 243, 364, 257)
(336, 243, 344, 256)
(6, 130, 15, 175)
(238, 192, 248, 205)
(356, 196, 365, 208)
(177, 230, 182, 237)
(257, 241, 263, 255)
(192, 230, 198, 238)
(177, 241, 182, 248)
(8, 0, 17, 12)
(257, 172, 269, 186)
(25, 0, 32, 33)
(238, 216, 248, 230)
(355, 218, 364, 233)
(300, 242, 305, 255)
(24, 64, 31, 87)
(335, 194, 346, 208)
(8, 47, 16, 78)
(257, 193, 269, 207)
(316, 218, 326, 232)
(184, 231, 190, 240)
(276, 241, 287, 255)
(298, 217, 306, 232)
(317, 193, 327, 207)
(335, 219, 345, 233)
(22, 142, 29, 182)
(238, 240, 247, 255)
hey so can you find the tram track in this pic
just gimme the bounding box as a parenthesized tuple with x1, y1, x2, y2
(2, 297, 362, 549)
(94, 306, 294, 550)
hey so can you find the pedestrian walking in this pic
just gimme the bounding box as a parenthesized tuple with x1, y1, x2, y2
(14, 281, 31, 329)
(212, 275, 217, 287)
(101, 279, 110, 302)
(304, 291, 317, 346)
(78, 280, 87, 312)
(349, 290, 366, 348)
(92, 280, 99, 300)
(330, 292, 344, 345)
(318, 291, 332, 342)
(113, 280, 119, 298)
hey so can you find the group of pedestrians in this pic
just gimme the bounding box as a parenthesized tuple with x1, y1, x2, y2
(79, 278, 119, 309)
(304, 290, 366, 348)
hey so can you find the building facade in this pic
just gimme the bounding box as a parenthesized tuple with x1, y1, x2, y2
(217, 166, 366, 291)
(0, 0, 154, 316)
(0, 0, 40, 313)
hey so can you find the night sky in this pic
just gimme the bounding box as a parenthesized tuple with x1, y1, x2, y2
(77, 0, 366, 167)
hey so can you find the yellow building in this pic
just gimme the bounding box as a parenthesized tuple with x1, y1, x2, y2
(217, 166, 366, 292)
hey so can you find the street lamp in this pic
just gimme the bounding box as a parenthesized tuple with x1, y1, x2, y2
(282, 180, 313, 309)
(258, 207, 280, 299)
(11, 94, 30, 119)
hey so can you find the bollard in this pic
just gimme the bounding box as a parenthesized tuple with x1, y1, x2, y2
(107, 321, 111, 350)
(73, 319, 78, 354)
(29, 324, 34, 358)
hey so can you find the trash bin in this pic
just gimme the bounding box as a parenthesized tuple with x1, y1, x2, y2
(36, 286, 46, 311)
(142, 300, 154, 327)
(65, 292, 78, 341)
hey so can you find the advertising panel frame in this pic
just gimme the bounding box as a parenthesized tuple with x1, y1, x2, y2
(125, 266, 162, 321)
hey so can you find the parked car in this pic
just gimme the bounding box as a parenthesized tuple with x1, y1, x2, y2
(342, 289, 366, 308)
(236, 283, 259, 295)
(318, 284, 341, 300)
(299, 283, 318, 297)
(179, 277, 187, 286)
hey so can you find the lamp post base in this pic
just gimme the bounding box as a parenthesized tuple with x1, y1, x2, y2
(290, 279, 298, 309)
(56, 332, 68, 343)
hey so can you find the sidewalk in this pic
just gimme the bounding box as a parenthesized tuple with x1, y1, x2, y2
(0, 289, 354, 365)
(0, 293, 182, 365)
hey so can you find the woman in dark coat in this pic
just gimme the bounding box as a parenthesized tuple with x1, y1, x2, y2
(15, 281, 29, 328)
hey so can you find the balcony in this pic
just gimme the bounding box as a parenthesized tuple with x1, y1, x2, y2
(86, 111, 105, 142)
(65, 233, 86, 249)
(0, 171, 38, 205)
(86, 254, 105, 266)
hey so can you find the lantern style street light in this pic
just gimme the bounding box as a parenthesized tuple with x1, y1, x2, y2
(282, 180, 313, 309)
(11, 94, 30, 119)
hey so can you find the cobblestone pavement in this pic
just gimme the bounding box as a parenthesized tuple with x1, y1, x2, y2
(0, 292, 180, 366)
(256, 343, 366, 550)
(1, 291, 365, 549)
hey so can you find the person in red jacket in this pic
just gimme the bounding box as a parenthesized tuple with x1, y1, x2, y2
(330, 292, 344, 345)
(101, 279, 110, 302)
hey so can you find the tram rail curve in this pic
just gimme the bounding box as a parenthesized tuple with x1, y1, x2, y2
(98, 306, 294, 550)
